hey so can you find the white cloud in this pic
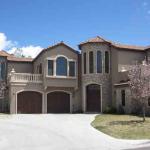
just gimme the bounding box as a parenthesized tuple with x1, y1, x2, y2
(0, 32, 43, 58)
(8, 46, 43, 58)
(0, 33, 17, 50)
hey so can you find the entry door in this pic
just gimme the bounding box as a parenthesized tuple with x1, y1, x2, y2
(86, 84, 101, 112)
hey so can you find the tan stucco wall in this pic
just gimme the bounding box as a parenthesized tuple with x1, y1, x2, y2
(33, 44, 79, 88)
(7, 61, 33, 74)
(118, 50, 145, 72)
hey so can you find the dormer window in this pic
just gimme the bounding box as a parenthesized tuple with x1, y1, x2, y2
(47, 56, 76, 78)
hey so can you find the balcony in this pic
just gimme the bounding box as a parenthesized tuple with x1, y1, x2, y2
(9, 70, 42, 83)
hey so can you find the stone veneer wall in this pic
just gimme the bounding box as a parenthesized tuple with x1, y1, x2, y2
(81, 43, 112, 112)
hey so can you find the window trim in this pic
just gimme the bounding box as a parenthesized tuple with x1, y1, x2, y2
(46, 55, 76, 79)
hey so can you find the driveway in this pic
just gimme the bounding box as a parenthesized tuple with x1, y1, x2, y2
(0, 114, 149, 150)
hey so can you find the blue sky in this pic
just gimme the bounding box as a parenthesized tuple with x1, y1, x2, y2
(0, 0, 150, 57)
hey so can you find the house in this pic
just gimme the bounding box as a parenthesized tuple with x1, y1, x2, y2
(0, 36, 150, 114)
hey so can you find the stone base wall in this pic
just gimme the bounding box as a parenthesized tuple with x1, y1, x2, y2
(82, 74, 112, 112)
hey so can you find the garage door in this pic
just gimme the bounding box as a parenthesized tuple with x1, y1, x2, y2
(86, 84, 101, 112)
(17, 91, 42, 114)
(47, 91, 70, 113)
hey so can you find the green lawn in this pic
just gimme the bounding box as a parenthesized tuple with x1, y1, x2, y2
(91, 114, 150, 139)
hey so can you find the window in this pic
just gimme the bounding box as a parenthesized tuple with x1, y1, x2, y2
(0, 62, 5, 80)
(69, 61, 75, 77)
(105, 51, 109, 73)
(83, 53, 86, 74)
(121, 90, 125, 106)
(48, 60, 54, 76)
(97, 51, 102, 73)
(89, 51, 94, 73)
(39, 63, 42, 74)
(56, 57, 67, 76)
(148, 97, 150, 106)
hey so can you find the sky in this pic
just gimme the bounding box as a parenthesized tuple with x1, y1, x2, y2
(0, 0, 150, 58)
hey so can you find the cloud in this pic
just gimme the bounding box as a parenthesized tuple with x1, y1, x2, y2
(0, 33, 17, 50)
(8, 46, 43, 58)
(0, 32, 43, 58)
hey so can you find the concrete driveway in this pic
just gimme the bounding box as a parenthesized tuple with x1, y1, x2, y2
(0, 114, 149, 150)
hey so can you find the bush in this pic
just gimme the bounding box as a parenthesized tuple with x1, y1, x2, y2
(103, 106, 117, 114)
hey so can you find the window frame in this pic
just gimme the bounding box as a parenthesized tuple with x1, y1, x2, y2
(46, 55, 76, 78)
(47, 59, 54, 76)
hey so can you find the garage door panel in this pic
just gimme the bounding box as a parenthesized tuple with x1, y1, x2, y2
(47, 91, 70, 113)
(17, 91, 42, 114)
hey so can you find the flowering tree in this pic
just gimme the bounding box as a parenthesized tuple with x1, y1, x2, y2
(128, 60, 150, 121)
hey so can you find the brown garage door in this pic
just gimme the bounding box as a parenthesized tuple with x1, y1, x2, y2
(47, 91, 70, 113)
(17, 91, 42, 114)
(86, 84, 101, 112)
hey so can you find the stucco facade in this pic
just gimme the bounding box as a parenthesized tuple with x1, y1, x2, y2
(0, 36, 150, 114)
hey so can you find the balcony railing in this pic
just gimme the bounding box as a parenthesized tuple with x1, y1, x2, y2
(9, 73, 42, 83)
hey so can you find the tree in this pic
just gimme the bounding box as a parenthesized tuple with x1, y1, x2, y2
(14, 48, 25, 58)
(128, 60, 150, 122)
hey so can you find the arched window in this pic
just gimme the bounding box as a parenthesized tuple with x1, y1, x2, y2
(56, 56, 67, 76)
(97, 51, 102, 73)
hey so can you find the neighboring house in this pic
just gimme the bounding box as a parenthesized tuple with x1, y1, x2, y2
(0, 36, 150, 114)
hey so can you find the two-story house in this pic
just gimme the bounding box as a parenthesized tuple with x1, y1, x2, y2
(1, 36, 150, 114)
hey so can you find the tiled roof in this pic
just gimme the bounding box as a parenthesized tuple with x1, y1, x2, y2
(7, 56, 33, 62)
(0, 50, 13, 57)
(112, 43, 145, 50)
(79, 36, 147, 51)
(0, 50, 33, 62)
(79, 36, 111, 49)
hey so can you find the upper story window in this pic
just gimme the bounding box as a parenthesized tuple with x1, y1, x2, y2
(47, 56, 76, 77)
(83, 53, 86, 74)
(121, 89, 125, 106)
(0, 61, 5, 81)
(56, 57, 67, 76)
(69, 61, 75, 76)
(105, 51, 109, 73)
(48, 60, 54, 76)
(89, 51, 94, 73)
(97, 51, 102, 73)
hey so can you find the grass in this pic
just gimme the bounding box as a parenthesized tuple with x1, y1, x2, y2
(91, 114, 150, 139)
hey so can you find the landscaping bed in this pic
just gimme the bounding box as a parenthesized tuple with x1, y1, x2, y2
(91, 114, 150, 139)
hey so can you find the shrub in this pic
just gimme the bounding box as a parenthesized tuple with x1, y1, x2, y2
(103, 106, 117, 114)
